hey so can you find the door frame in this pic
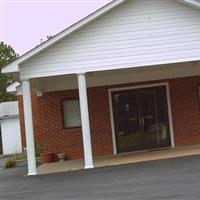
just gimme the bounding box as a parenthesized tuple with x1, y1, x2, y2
(108, 82, 175, 155)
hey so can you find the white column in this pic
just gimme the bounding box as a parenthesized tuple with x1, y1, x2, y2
(77, 73, 94, 169)
(21, 80, 37, 175)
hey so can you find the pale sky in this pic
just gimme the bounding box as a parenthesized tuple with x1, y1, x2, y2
(0, 0, 111, 55)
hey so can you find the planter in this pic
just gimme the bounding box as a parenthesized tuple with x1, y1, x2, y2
(41, 153, 55, 163)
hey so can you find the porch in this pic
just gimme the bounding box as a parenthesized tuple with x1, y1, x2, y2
(37, 144, 200, 175)
(16, 62, 200, 175)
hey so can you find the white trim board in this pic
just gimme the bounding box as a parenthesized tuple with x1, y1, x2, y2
(108, 82, 175, 155)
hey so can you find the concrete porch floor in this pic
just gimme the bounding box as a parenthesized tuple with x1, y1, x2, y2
(37, 144, 200, 175)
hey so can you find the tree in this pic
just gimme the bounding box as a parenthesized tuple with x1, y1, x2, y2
(0, 42, 18, 102)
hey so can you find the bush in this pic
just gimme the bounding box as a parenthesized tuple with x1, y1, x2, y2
(5, 158, 16, 168)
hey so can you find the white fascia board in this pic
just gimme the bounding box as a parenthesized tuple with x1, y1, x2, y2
(6, 82, 20, 93)
(1, 0, 125, 74)
(178, 0, 200, 9)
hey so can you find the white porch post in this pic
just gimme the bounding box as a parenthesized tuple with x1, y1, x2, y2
(77, 73, 94, 169)
(21, 80, 37, 175)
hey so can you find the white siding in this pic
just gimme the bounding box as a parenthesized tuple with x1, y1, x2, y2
(20, 0, 200, 79)
(1, 117, 22, 155)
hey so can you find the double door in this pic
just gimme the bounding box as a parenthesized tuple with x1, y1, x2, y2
(112, 86, 171, 153)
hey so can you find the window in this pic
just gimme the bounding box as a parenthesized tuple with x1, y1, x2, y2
(62, 99, 81, 128)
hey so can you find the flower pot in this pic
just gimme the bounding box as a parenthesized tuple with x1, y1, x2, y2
(41, 153, 55, 163)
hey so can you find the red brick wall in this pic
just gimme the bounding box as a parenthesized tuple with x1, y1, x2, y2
(169, 76, 200, 145)
(37, 88, 113, 159)
(38, 90, 84, 159)
(88, 87, 113, 156)
(18, 76, 200, 159)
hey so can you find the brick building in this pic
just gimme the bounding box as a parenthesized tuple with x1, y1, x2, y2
(2, 0, 200, 175)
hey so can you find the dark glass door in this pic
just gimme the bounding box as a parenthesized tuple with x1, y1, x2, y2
(112, 86, 171, 153)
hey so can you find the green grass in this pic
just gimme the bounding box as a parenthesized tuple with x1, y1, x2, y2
(14, 153, 27, 161)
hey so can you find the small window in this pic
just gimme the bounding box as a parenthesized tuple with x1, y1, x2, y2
(62, 99, 81, 128)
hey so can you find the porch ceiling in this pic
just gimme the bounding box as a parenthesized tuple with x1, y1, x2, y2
(30, 61, 200, 92)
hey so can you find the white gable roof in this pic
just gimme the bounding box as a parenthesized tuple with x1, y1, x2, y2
(2, 0, 125, 74)
(2, 0, 200, 77)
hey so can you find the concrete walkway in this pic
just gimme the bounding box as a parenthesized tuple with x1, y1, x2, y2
(37, 144, 200, 175)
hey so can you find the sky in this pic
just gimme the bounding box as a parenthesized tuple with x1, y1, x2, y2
(0, 0, 111, 55)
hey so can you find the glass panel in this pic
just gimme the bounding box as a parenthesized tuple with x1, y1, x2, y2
(112, 86, 171, 153)
(113, 91, 141, 153)
(139, 87, 171, 149)
(63, 99, 81, 128)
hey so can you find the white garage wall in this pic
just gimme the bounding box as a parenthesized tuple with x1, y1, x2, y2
(1, 117, 22, 155)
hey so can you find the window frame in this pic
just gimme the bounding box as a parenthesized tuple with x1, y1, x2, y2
(198, 83, 200, 108)
(61, 98, 82, 130)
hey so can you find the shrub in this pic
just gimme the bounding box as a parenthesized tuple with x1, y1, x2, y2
(5, 158, 16, 168)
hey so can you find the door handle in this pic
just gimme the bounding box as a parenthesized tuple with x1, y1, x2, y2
(141, 116, 144, 127)
(139, 117, 142, 126)
(139, 116, 144, 127)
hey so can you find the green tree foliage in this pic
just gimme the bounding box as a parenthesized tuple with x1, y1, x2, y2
(0, 42, 18, 102)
